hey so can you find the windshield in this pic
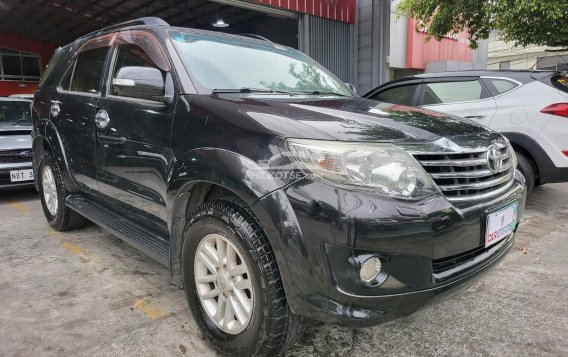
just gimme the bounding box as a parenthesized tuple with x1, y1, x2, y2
(0, 101, 32, 126)
(170, 30, 352, 96)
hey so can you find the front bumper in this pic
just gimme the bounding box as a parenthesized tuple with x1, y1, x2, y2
(0, 162, 34, 190)
(254, 171, 526, 327)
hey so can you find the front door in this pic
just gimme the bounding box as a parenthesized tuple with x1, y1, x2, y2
(95, 34, 175, 224)
(49, 45, 110, 191)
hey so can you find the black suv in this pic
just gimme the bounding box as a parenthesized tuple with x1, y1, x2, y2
(33, 18, 527, 356)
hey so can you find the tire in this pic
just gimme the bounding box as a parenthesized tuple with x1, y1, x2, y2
(38, 153, 88, 231)
(181, 199, 305, 356)
(515, 151, 535, 193)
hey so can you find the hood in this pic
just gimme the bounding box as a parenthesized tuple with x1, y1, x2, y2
(0, 126, 32, 151)
(208, 95, 503, 149)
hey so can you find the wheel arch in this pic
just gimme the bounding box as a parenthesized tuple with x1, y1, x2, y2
(502, 132, 545, 184)
(167, 148, 297, 291)
(33, 118, 76, 191)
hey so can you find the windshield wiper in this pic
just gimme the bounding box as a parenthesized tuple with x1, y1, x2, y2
(212, 88, 293, 95)
(294, 90, 349, 97)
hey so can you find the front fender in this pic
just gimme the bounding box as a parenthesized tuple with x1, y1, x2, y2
(167, 148, 298, 284)
(168, 147, 289, 207)
(33, 118, 76, 190)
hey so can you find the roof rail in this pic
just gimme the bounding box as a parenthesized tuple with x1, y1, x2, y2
(237, 33, 272, 43)
(77, 17, 169, 42)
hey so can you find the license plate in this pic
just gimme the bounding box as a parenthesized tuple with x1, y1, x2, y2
(485, 202, 518, 248)
(10, 169, 34, 182)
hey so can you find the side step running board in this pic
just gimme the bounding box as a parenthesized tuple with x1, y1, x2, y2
(66, 195, 170, 267)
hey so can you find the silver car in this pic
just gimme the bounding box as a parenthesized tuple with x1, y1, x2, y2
(0, 97, 34, 190)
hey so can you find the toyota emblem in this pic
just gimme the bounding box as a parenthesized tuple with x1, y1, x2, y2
(486, 146, 502, 174)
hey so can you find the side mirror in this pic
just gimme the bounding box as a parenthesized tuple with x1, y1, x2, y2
(345, 83, 358, 96)
(112, 66, 165, 101)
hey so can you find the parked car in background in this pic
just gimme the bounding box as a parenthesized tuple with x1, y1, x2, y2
(0, 97, 34, 190)
(364, 70, 568, 191)
(33, 18, 526, 356)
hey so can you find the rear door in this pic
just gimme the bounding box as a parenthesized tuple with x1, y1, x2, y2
(48, 37, 113, 191)
(95, 31, 176, 224)
(418, 78, 497, 127)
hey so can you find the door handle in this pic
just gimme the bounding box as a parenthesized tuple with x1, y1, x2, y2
(95, 109, 110, 129)
(463, 114, 486, 119)
(50, 101, 61, 117)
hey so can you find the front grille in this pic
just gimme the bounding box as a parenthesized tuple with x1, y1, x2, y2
(412, 144, 514, 202)
(432, 245, 487, 274)
(432, 233, 513, 277)
(0, 149, 32, 164)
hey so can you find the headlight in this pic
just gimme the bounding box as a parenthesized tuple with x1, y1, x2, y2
(508, 144, 518, 169)
(287, 139, 439, 199)
(503, 137, 518, 169)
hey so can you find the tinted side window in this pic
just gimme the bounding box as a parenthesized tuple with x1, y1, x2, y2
(39, 48, 68, 87)
(59, 62, 74, 91)
(422, 80, 486, 105)
(111, 44, 163, 97)
(70, 47, 108, 94)
(490, 79, 518, 95)
(370, 84, 419, 105)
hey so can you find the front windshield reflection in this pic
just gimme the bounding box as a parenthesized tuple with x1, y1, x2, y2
(170, 30, 352, 96)
(0, 101, 32, 126)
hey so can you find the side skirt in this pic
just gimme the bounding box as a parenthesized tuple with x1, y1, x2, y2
(66, 194, 170, 267)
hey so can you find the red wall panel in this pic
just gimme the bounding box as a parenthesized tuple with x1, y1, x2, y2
(0, 33, 56, 96)
(255, 0, 355, 24)
(406, 19, 472, 70)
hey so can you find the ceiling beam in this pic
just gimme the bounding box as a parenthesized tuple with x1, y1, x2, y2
(42, 0, 103, 39)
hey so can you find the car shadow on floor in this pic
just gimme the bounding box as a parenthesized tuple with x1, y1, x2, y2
(0, 188, 38, 205)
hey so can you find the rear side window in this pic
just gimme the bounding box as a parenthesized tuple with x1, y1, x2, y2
(68, 47, 108, 94)
(422, 80, 487, 105)
(370, 84, 419, 105)
(551, 74, 568, 93)
(38, 47, 68, 87)
(490, 79, 518, 95)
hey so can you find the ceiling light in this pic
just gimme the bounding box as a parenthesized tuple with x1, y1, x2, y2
(212, 19, 229, 28)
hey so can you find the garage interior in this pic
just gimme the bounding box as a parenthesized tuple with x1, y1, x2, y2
(0, 0, 299, 47)
(0, 0, 357, 97)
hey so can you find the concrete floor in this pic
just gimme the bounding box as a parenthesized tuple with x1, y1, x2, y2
(1, 184, 567, 357)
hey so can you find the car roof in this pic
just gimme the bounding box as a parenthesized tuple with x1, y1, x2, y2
(388, 70, 557, 85)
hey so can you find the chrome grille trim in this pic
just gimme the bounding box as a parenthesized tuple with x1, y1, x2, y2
(442, 180, 515, 202)
(438, 173, 513, 192)
(430, 163, 511, 179)
(419, 153, 508, 167)
(412, 145, 515, 202)
(419, 158, 486, 167)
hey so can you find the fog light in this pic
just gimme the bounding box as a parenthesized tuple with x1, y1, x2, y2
(359, 257, 382, 284)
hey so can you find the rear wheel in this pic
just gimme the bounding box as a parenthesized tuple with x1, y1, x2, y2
(182, 199, 305, 356)
(515, 151, 535, 193)
(38, 153, 88, 231)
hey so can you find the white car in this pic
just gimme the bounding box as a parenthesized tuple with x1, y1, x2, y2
(364, 70, 568, 191)
(0, 97, 34, 190)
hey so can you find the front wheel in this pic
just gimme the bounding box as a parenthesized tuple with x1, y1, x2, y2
(182, 199, 305, 356)
(515, 151, 535, 193)
(38, 153, 88, 231)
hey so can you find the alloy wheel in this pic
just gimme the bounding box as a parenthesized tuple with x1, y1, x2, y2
(194, 233, 254, 334)
(41, 165, 58, 216)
